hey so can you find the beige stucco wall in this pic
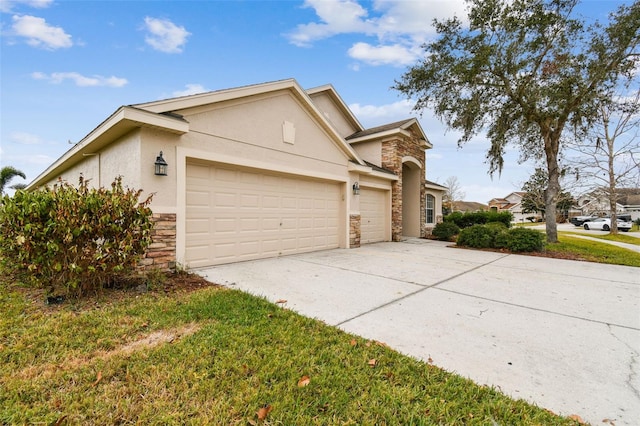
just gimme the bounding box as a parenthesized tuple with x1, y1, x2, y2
(45, 130, 142, 190)
(351, 141, 382, 167)
(308, 92, 359, 138)
(179, 92, 350, 176)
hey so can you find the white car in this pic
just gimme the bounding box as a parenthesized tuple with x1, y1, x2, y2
(583, 217, 632, 232)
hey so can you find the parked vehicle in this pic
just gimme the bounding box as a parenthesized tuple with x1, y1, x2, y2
(570, 216, 598, 226)
(583, 217, 632, 232)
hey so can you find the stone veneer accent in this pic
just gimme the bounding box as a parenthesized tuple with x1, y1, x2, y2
(349, 214, 361, 248)
(381, 130, 427, 241)
(139, 213, 177, 270)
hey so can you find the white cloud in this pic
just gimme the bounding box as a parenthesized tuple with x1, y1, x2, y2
(143, 17, 190, 53)
(287, 0, 375, 47)
(172, 84, 208, 97)
(348, 42, 419, 66)
(349, 99, 414, 124)
(11, 14, 72, 49)
(0, 0, 52, 13)
(287, 0, 467, 66)
(10, 131, 42, 145)
(32, 71, 128, 87)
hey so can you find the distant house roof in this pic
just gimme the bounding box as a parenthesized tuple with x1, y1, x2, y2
(452, 201, 488, 212)
(617, 188, 640, 205)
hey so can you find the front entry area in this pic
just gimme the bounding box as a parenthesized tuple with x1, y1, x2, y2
(185, 160, 342, 268)
(401, 161, 421, 237)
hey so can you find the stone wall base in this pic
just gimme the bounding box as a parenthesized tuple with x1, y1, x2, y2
(349, 214, 361, 248)
(139, 213, 177, 271)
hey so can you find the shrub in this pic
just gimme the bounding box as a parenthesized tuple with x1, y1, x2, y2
(0, 176, 154, 297)
(505, 228, 545, 252)
(456, 225, 496, 248)
(445, 211, 512, 228)
(431, 221, 460, 241)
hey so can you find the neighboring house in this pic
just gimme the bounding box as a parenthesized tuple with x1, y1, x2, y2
(576, 188, 640, 220)
(451, 201, 487, 213)
(488, 192, 526, 222)
(425, 179, 447, 231)
(27, 79, 439, 269)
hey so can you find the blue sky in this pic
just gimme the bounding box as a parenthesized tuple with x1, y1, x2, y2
(0, 0, 628, 202)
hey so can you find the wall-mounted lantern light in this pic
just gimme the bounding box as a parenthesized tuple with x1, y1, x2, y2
(154, 151, 168, 176)
(352, 181, 360, 195)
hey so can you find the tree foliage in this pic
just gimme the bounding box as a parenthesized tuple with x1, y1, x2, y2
(0, 177, 154, 297)
(394, 0, 640, 243)
(521, 168, 573, 219)
(0, 166, 26, 195)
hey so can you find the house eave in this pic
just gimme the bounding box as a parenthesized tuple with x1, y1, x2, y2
(26, 106, 189, 189)
(348, 162, 398, 181)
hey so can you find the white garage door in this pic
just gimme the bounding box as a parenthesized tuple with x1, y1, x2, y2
(360, 188, 388, 244)
(185, 161, 342, 267)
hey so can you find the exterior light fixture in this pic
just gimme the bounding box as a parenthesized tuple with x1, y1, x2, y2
(352, 181, 360, 195)
(154, 151, 168, 176)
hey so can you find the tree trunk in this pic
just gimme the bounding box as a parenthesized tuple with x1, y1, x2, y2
(544, 132, 560, 244)
(607, 123, 618, 234)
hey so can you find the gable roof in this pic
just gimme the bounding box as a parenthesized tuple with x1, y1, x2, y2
(345, 118, 432, 149)
(132, 79, 364, 163)
(305, 84, 364, 133)
(27, 79, 367, 189)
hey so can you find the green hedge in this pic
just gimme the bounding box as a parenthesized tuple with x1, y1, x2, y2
(444, 211, 513, 228)
(456, 225, 544, 252)
(0, 177, 154, 297)
(431, 221, 461, 241)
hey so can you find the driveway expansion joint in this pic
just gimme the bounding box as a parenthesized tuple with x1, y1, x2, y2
(335, 253, 511, 327)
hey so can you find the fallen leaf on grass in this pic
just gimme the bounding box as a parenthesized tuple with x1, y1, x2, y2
(349, 339, 357, 346)
(92, 371, 102, 387)
(427, 356, 434, 364)
(569, 414, 586, 424)
(368, 359, 377, 367)
(257, 404, 273, 420)
(275, 299, 287, 304)
(298, 375, 311, 387)
(601, 419, 616, 425)
(52, 415, 68, 426)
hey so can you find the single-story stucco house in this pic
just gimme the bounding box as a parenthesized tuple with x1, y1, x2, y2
(27, 79, 440, 269)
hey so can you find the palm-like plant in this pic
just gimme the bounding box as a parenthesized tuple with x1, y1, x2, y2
(0, 166, 27, 195)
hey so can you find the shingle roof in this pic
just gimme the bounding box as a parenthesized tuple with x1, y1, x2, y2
(346, 119, 415, 140)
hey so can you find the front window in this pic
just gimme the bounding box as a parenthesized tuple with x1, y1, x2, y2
(426, 194, 435, 223)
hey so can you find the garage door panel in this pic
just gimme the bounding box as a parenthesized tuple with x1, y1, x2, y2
(361, 188, 388, 244)
(186, 161, 341, 267)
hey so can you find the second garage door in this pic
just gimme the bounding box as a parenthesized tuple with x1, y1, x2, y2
(185, 161, 342, 268)
(360, 188, 388, 244)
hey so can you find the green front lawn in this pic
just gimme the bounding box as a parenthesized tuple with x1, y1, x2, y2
(546, 235, 640, 267)
(0, 280, 578, 425)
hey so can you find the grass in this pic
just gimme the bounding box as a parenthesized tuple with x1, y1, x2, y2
(0, 280, 579, 425)
(545, 235, 640, 267)
(581, 233, 640, 246)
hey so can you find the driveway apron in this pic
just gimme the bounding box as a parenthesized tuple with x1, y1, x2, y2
(197, 239, 640, 426)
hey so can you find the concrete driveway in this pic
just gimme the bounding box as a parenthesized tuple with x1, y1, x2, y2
(197, 239, 640, 426)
